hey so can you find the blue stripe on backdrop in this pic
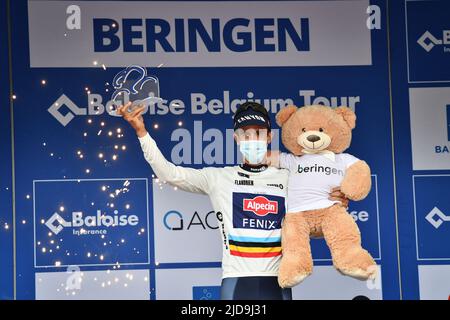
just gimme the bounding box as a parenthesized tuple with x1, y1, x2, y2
(0, 0, 14, 300)
(389, 0, 450, 300)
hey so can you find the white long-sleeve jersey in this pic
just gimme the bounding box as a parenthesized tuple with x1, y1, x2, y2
(139, 133, 289, 279)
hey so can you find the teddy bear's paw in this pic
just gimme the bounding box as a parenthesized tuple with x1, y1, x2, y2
(278, 272, 309, 288)
(340, 266, 376, 280)
(278, 255, 313, 288)
(367, 264, 378, 280)
(333, 247, 376, 280)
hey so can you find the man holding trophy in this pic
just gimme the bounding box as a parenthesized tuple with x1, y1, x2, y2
(118, 101, 347, 300)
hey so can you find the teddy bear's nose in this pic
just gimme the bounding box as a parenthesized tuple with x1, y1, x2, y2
(306, 135, 321, 143)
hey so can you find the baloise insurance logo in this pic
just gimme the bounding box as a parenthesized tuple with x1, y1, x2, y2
(45, 209, 139, 236)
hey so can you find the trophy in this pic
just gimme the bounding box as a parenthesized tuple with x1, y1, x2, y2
(111, 65, 161, 114)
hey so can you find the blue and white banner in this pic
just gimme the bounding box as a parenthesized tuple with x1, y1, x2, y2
(28, 0, 372, 67)
(0, 0, 14, 300)
(391, 0, 450, 300)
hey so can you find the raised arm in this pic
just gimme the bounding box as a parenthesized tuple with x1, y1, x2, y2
(118, 103, 211, 194)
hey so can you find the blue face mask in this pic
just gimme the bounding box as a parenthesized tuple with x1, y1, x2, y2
(239, 140, 267, 165)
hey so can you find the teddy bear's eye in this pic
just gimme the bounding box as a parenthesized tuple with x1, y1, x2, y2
(302, 128, 306, 133)
(319, 128, 324, 132)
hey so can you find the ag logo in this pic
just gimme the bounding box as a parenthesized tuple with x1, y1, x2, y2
(243, 196, 278, 217)
(163, 210, 218, 230)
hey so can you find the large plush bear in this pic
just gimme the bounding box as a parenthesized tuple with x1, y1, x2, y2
(272, 105, 376, 288)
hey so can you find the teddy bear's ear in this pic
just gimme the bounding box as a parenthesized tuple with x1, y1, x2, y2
(335, 106, 356, 129)
(276, 105, 298, 127)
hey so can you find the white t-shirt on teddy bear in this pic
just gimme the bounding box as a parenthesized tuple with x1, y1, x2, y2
(279, 152, 360, 213)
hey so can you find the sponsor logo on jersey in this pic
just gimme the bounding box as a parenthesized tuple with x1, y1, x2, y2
(237, 172, 250, 179)
(243, 196, 278, 217)
(232, 192, 285, 231)
(266, 183, 284, 189)
(234, 180, 254, 186)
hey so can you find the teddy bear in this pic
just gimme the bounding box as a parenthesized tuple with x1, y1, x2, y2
(271, 104, 376, 288)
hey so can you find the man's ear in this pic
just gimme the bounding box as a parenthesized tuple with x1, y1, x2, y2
(276, 105, 297, 127)
(335, 106, 356, 129)
(233, 133, 240, 145)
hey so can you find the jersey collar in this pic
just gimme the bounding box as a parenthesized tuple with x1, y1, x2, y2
(239, 163, 268, 173)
